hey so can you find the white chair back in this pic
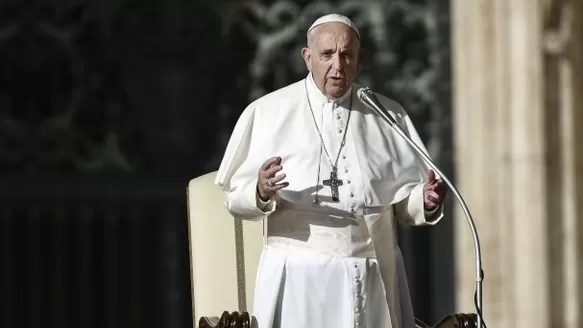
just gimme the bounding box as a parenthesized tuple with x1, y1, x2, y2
(187, 171, 265, 326)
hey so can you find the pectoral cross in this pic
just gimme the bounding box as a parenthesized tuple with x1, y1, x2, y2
(323, 167, 343, 202)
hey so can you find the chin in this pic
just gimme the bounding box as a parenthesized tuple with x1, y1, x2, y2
(327, 87, 347, 98)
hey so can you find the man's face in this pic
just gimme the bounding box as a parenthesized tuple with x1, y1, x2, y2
(302, 22, 362, 99)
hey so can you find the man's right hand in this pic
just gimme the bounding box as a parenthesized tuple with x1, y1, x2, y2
(257, 156, 288, 201)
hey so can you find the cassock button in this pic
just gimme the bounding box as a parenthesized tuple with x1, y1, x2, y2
(354, 308, 360, 313)
(347, 179, 351, 184)
(342, 155, 346, 159)
(338, 129, 343, 134)
(337, 115, 341, 120)
(350, 192, 355, 197)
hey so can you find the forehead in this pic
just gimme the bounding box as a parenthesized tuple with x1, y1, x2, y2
(310, 23, 359, 48)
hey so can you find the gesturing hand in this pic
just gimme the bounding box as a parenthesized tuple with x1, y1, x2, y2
(423, 169, 447, 210)
(257, 156, 288, 201)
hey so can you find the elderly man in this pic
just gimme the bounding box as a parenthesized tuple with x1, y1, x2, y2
(215, 13, 446, 328)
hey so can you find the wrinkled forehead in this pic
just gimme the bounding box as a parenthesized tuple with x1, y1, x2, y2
(309, 23, 360, 49)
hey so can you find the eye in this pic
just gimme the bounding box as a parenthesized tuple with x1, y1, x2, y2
(341, 52, 353, 59)
(321, 51, 333, 59)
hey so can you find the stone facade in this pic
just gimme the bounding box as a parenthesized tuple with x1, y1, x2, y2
(452, 0, 583, 327)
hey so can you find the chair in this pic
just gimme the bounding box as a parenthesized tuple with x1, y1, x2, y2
(186, 171, 477, 328)
(187, 171, 263, 327)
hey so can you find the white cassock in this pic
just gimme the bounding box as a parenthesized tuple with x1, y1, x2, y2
(215, 73, 443, 328)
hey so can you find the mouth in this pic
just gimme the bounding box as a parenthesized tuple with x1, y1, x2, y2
(328, 76, 346, 85)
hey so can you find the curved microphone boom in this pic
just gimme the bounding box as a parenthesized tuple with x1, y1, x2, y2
(357, 87, 485, 328)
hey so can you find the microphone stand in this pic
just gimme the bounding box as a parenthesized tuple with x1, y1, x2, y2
(358, 87, 485, 328)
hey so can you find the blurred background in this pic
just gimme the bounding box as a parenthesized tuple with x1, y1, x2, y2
(1, 0, 582, 327)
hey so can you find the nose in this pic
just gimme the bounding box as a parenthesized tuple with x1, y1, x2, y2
(331, 53, 344, 71)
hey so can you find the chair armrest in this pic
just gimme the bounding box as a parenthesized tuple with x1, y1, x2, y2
(433, 313, 478, 328)
(199, 311, 252, 328)
(415, 313, 478, 328)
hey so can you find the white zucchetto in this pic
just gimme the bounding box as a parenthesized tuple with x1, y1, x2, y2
(307, 14, 361, 40)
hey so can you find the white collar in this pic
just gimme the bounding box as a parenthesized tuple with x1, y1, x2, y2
(306, 73, 353, 106)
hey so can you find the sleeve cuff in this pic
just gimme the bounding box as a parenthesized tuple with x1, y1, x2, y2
(424, 203, 442, 222)
(225, 178, 277, 219)
(255, 190, 276, 212)
(407, 183, 443, 225)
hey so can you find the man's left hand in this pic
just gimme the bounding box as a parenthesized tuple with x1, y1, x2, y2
(423, 170, 447, 210)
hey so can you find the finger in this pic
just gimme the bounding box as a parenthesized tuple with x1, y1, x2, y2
(265, 164, 283, 177)
(425, 190, 440, 203)
(264, 178, 288, 192)
(270, 173, 286, 184)
(430, 177, 445, 189)
(424, 181, 437, 190)
(261, 179, 274, 192)
(261, 157, 281, 170)
(427, 169, 436, 182)
(425, 189, 437, 199)
(272, 181, 289, 190)
(424, 182, 439, 194)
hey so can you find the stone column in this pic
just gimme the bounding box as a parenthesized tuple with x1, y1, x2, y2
(451, 0, 583, 327)
(542, 0, 583, 327)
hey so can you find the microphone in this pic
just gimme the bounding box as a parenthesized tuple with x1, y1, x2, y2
(356, 87, 398, 126)
(357, 86, 486, 328)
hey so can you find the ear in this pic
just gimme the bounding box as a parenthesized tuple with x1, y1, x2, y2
(301, 47, 312, 71)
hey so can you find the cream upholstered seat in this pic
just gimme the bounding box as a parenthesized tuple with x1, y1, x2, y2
(187, 171, 265, 327)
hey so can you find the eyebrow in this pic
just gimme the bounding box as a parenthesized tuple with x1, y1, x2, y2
(319, 48, 354, 54)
